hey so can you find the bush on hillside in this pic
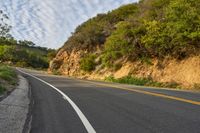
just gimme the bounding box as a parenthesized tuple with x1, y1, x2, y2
(80, 54, 96, 72)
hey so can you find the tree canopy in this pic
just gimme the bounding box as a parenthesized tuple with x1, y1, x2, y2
(0, 10, 11, 38)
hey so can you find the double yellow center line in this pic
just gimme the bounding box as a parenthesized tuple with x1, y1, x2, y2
(80, 80, 200, 106)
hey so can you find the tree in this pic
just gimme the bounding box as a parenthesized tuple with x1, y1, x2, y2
(18, 40, 36, 47)
(0, 10, 11, 38)
(47, 50, 57, 61)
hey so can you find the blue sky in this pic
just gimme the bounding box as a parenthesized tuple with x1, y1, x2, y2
(0, 0, 138, 49)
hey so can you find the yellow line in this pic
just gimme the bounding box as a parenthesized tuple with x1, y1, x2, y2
(79, 80, 200, 106)
(19, 68, 200, 106)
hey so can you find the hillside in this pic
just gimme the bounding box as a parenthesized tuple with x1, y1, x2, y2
(49, 0, 200, 89)
(0, 38, 56, 69)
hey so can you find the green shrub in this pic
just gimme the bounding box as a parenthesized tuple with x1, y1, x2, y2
(105, 75, 151, 86)
(117, 75, 150, 86)
(105, 75, 180, 88)
(103, 22, 134, 62)
(80, 54, 96, 72)
(113, 63, 122, 71)
(0, 85, 5, 94)
(16, 61, 28, 67)
(139, 56, 153, 65)
(101, 52, 122, 68)
(105, 76, 117, 82)
(0, 65, 17, 84)
(52, 70, 61, 75)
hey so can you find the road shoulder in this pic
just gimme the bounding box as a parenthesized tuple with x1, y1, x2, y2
(0, 75, 30, 133)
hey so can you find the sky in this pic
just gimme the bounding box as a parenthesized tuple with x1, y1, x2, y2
(0, 0, 138, 49)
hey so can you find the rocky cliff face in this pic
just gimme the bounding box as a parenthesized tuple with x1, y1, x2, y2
(49, 49, 83, 76)
(49, 44, 102, 76)
(49, 49, 200, 88)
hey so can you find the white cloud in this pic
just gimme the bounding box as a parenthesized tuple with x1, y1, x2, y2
(0, 0, 138, 49)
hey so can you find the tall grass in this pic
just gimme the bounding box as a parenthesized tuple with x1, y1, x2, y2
(0, 65, 17, 94)
(0, 85, 5, 94)
(105, 76, 179, 88)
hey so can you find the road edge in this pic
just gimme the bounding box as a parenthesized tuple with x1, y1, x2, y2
(22, 77, 33, 133)
(0, 75, 30, 133)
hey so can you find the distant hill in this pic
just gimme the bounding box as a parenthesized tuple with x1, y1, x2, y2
(0, 9, 56, 69)
(49, 0, 200, 88)
(0, 38, 56, 69)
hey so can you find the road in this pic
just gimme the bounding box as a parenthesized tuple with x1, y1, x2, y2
(17, 68, 200, 133)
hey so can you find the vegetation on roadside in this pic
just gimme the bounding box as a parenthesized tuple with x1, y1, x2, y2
(51, 70, 62, 75)
(0, 65, 17, 94)
(0, 65, 17, 84)
(0, 85, 5, 94)
(105, 76, 180, 88)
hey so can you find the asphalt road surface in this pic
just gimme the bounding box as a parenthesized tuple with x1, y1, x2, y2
(17, 68, 200, 133)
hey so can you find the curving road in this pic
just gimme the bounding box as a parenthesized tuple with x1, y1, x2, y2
(17, 68, 200, 133)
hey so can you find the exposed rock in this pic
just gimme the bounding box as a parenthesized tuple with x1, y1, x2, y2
(50, 49, 200, 88)
(113, 56, 200, 88)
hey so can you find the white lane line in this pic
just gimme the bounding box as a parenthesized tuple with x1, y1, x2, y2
(17, 68, 96, 133)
